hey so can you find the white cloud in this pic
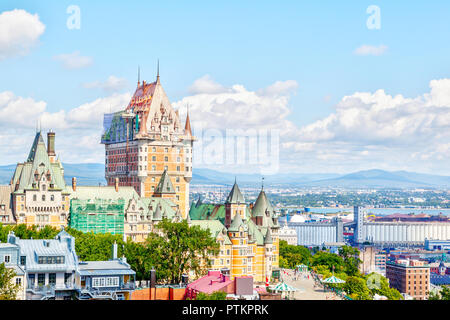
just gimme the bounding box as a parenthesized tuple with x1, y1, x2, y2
(174, 76, 450, 175)
(0, 9, 45, 60)
(82, 76, 128, 92)
(188, 75, 229, 94)
(175, 77, 298, 134)
(354, 44, 388, 56)
(53, 51, 93, 69)
(0, 90, 131, 164)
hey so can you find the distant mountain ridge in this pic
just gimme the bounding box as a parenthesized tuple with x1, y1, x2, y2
(0, 164, 449, 188)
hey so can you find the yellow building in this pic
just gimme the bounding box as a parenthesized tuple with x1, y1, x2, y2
(101, 72, 195, 219)
(189, 181, 280, 283)
(10, 131, 70, 228)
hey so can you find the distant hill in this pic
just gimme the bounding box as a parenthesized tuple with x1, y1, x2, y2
(0, 163, 106, 186)
(192, 168, 450, 188)
(0, 164, 449, 189)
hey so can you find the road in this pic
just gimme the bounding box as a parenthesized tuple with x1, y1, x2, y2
(280, 269, 343, 300)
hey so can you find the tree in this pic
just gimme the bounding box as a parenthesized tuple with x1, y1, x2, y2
(338, 246, 362, 276)
(66, 228, 125, 261)
(429, 286, 450, 300)
(0, 263, 20, 300)
(343, 276, 371, 300)
(311, 251, 345, 273)
(142, 219, 220, 284)
(279, 240, 312, 269)
(366, 273, 403, 300)
(193, 291, 227, 300)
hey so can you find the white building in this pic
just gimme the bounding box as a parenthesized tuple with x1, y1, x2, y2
(278, 224, 298, 245)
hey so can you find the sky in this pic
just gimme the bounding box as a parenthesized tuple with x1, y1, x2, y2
(1, 1, 450, 175)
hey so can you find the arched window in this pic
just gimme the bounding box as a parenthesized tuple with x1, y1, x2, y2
(33, 195, 37, 201)
(42, 195, 46, 201)
(50, 195, 54, 201)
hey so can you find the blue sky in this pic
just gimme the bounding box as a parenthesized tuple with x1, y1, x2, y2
(1, 1, 450, 175)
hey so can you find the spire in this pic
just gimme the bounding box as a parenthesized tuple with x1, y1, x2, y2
(262, 177, 264, 191)
(156, 59, 160, 84)
(226, 179, 245, 204)
(137, 65, 140, 86)
(264, 228, 273, 245)
(155, 169, 175, 194)
(184, 105, 192, 136)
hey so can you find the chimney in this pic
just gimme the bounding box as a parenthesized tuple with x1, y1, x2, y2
(150, 268, 156, 288)
(47, 131, 56, 163)
(112, 241, 118, 260)
(115, 177, 119, 192)
(47, 131, 55, 156)
(72, 177, 77, 191)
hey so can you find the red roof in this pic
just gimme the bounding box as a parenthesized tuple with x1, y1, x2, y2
(186, 271, 232, 294)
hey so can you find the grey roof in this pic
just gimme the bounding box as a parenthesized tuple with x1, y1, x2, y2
(264, 228, 273, 244)
(155, 170, 175, 194)
(12, 230, 78, 272)
(226, 181, 245, 204)
(12, 132, 67, 193)
(153, 205, 162, 220)
(252, 189, 274, 217)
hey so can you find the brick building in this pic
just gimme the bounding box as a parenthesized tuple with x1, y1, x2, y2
(386, 259, 430, 300)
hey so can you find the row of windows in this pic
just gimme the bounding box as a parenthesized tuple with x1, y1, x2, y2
(92, 276, 119, 287)
(37, 256, 65, 264)
(32, 194, 55, 202)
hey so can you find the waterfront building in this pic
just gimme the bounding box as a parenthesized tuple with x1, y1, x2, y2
(9, 131, 70, 228)
(353, 207, 450, 246)
(189, 182, 280, 283)
(386, 259, 430, 300)
(288, 217, 344, 246)
(425, 239, 450, 251)
(0, 242, 26, 299)
(101, 72, 195, 219)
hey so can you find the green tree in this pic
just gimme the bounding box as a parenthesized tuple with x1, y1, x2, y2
(311, 251, 345, 273)
(343, 276, 371, 300)
(193, 291, 227, 300)
(0, 263, 20, 300)
(279, 240, 312, 269)
(142, 219, 220, 283)
(429, 286, 450, 300)
(366, 273, 403, 300)
(338, 246, 361, 276)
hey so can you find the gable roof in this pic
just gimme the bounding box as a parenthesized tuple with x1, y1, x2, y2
(155, 170, 175, 194)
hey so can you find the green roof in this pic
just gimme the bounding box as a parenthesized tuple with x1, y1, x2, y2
(12, 132, 66, 193)
(228, 213, 245, 232)
(189, 203, 225, 223)
(190, 220, 232, 245)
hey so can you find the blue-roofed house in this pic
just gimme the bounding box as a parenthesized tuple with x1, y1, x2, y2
(76, 242, 136, 300)
(0, 242, 26, 299)
(7, 229, 79, 300)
